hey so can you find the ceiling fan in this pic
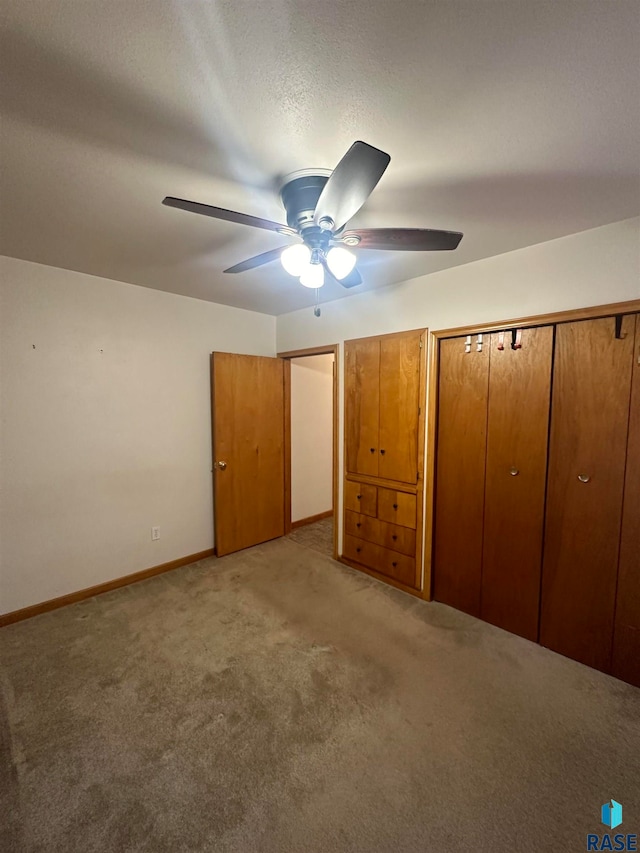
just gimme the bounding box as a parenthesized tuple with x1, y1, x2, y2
(162, 141, 463, 290)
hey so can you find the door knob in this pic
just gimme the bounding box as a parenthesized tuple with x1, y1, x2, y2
(577, 473, 591, 483)
(509, 467, 519, 476)
(370, 448, 375, 453)
(216, 461, 227, 470)
(380, 449, 386, 455)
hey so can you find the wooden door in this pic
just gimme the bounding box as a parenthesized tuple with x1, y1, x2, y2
(378, 332, 422, 483)
(540, 316, 636, 671)
(211, 353, 285, 557)
(481, 326, 553, 641)
(433, 336, 489, 615)
(345, 339, 380, 477)
(612, 314, 640, 686)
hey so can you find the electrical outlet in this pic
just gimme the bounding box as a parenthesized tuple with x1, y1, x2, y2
(151, 526, 160, 541)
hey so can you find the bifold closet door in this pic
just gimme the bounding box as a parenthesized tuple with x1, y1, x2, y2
(433, 336, 489, 615)
(540, 315, 636, 672)
(378, 332, 422, 484)
(612, 314, 640, 686)
(345, 338, 380, 478)
(481, 326, 553, 641)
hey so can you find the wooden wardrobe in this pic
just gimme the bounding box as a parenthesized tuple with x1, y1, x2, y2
(432, 309, 640, 687)
(342, 329, 426, 592)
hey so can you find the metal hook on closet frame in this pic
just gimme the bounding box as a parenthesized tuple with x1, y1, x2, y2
(496, 329, 523, 350)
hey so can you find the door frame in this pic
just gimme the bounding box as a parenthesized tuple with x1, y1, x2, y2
(425, 298, 640, 601)
(277, 344, 339, 560)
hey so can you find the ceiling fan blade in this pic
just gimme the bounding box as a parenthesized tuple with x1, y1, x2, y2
(322, 259, 363, 289)
(340, 228, 463, 251)
(162, 197, 296, 236)
(224, 246, 291, 274)
(313, 141, 390, 231)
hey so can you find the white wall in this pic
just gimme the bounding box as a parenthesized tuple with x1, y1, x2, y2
(276, 217, 640, 567)
(290, 354, 334, 523)
(0, 256, 276, 613)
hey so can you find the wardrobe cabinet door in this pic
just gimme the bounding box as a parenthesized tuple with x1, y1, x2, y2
(378, 332, 422, 484)
(433, 337, 489, 616)
(540, 316, 635, 672)
(612, 315, 640, 687)
(481, 326, 553, 641)
(345, 339, 380, 477)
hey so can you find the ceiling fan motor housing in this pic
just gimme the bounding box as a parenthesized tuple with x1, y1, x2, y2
(279, 173, 337, 250)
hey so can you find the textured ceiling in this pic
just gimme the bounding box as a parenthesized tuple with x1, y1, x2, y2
(1, 1, 639, 315)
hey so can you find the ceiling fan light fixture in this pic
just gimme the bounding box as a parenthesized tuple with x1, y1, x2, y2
(326, 246, 357, 280)
(299, 263, 324, 289)
(280, 244, 311, 276)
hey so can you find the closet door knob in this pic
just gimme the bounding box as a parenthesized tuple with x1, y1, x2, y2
(578, 473, 591, 483)
(370, 448, 375, 453)
(380, 449, 386, 455)
(509, 467, 519, 476)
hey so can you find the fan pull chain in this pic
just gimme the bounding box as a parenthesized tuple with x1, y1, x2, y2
(313, 288, 321, 317)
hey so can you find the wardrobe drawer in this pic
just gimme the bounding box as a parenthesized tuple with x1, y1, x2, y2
(378, 488, 417, 528)
(343, 535, 416, 587)
(345, 511, 416, 556)
(344, 480, 377, 517)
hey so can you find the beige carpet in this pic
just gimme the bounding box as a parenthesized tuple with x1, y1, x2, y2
(286, 516, 334, 557)
(1, 538, 639, 852)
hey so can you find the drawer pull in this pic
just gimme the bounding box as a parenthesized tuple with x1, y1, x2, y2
(393, 503, 398, 510)
(356, 523, 361, 528)
(392, 561, 397, 567)
(380, 449, 386, 455)
(392, 535, 397, 540)
(370, 448, 375, 453)
(357, 494, 362, 500)
(356, 547, 362, 553)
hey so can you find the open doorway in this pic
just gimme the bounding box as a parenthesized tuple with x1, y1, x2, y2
(279, 345, 338, 560)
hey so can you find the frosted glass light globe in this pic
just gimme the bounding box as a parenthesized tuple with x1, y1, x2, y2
(281, 244, 311, 276)
(326, 246, 356, 280)
(299, 263, 325, 289)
